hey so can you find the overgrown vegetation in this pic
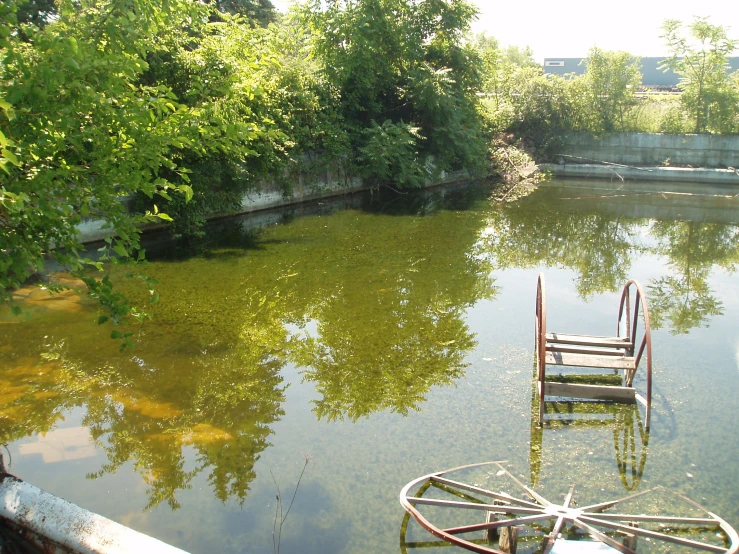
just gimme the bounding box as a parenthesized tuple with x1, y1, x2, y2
(2, 1, 737, 329)
(473, 17, 739, 152)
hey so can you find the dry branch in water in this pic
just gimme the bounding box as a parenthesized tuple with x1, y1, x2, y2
(489, 139, 546, 202)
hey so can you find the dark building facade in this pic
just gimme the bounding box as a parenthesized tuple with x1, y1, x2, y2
(543, 57, 739, 87)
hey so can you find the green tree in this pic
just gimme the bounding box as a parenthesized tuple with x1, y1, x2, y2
(212, 0, 277, 26)
(660, 17, 739, 133)
(581, 47, 641, 132)
(504, 69, 578, 152)
(470, 34, 542, 134)
(503, 45, 538, 69)
(16, 0, 57, 28)
(0, 0, 271, 323)
(302, 0, 487, 185)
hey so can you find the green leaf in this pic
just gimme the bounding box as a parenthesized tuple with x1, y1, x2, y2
(0, 106, 13, 122)
(98, 315, 109, 324)
(157, 212, 173, 221)
(178, 184, 193, 203)
(111, 330, 124, 339)
(1, 148, 19, 166)
(113, 243, 128, 257)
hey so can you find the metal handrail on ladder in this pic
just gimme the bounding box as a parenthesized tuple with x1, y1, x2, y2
(535, 274, 653, 429)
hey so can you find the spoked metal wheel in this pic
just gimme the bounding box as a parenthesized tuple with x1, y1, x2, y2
(400, 461, 738, 554)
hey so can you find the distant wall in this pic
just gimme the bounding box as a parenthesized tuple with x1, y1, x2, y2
(541, 164, 739, 185)
(555, 133, 739, 168)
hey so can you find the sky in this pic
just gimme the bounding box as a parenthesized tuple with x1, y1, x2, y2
(271, 0, 738, 62)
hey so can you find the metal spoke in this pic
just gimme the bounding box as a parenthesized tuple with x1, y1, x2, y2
(573, 518, 638, 554)
(430, 476, 544, 510)
(492, 463, 551, 506)
(586, 513, 718, 525)
(579, 515, 727, 553)
(406, 496, 543, 515)
(580, 486, 662, 512)
(444, 514, 554, 536)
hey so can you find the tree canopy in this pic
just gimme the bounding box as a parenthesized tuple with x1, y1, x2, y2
(3, 4, 739, 333)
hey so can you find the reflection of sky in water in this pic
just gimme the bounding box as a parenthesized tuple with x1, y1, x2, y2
(0, 179, 738, 553)
(19, 426, 97, 463)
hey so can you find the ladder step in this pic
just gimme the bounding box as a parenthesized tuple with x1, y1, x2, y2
(543, 382, 636, 402)
(545, 351, 636, 370)
(546, 332, 632, 349)
(546, 344, 627, 357)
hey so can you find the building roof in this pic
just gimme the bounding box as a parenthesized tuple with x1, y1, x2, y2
(543, 56, 739, 87)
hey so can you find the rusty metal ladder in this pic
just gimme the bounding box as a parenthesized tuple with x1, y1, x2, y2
(535, 274, 653, 429)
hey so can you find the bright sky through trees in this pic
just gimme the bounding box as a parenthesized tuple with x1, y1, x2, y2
(272, 0, 737, 61)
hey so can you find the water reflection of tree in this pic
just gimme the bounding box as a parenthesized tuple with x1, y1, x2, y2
(0, 352, 80, 446)
(293, 303, 475, 421)
(80, 290, 289, 509)
(478, 204, 642, 298)
(0, 287, 289, 511)
(479, 195, 739, 335)
(1, 186, 498, 508)
(277, 207, 497, 421)
(648, 221, 739, 334)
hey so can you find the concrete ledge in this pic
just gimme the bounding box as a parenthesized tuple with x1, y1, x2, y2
(77, 168, 473, 244)
(0, 473, 187, 554)
(541, 163, 739, 185)
(560, 132, 739, 167)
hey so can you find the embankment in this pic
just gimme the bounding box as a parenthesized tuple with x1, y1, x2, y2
(541, 132, 739, 185)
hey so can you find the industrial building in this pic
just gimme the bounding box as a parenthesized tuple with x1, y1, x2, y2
(543, 57, 739, 88)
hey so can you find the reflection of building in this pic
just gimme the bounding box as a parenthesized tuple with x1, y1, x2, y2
(543, 57, 739, 88)
(530, 389, 650, 492)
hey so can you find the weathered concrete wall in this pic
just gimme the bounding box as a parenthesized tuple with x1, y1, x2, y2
(77, 167, 472, 244)
(541, 163, 739, 185)
(0, 473, 188, 554)
(557, 133, 739, 168)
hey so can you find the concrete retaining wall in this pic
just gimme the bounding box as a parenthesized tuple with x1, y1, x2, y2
(540, 164, 739, 185)
(0, 472, 188, 554)
(557, 133, 739, 168)
(78, 167, 471, 244)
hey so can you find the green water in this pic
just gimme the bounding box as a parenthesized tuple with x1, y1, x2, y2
(1, 179, 738, 553)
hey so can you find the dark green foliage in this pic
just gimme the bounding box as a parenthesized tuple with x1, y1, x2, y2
(359, 120, 428, 188)
(16, 0, 57, 28)
(303, 0, 488, 183)
(212, 0, 277, 26)
(505, 69, 577, 153)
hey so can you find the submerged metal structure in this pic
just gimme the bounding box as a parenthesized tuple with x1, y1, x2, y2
(400, 461, 739, 554)
(535, 275, 653, 428)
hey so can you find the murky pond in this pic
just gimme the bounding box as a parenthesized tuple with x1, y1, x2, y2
(1, 178, 738, 553)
